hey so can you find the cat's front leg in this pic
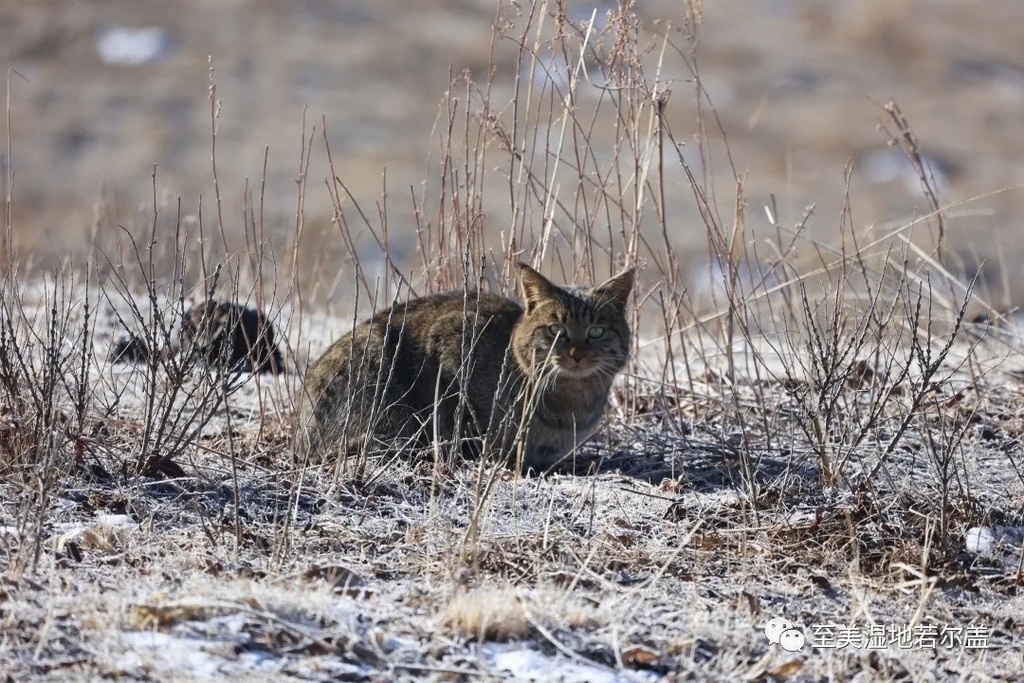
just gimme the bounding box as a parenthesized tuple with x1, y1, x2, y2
(520, 445, 562, 474)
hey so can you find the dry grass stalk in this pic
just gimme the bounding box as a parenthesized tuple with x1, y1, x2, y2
(0, 2, 1021, 680)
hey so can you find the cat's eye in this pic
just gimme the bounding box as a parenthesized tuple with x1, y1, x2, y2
(588, 326, 605, 339)
(547, 323, 566, 338)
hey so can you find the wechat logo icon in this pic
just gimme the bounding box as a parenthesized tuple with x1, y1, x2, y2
(764, 617, 806, 652)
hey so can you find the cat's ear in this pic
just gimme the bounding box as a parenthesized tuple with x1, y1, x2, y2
(518, 263, 557, 312)
(592, 268, 635, 310)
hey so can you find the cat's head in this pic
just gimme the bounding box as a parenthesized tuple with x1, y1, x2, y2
(512, 263, 634, 380)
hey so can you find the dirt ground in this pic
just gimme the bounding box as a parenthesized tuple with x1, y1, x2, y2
(2, 283, 1024, 681)
(5, 0, 1024, 302)
(4, 2, 1024, 681)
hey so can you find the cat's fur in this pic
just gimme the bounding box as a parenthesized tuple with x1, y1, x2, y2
(181, 300, 284, 374)
(294, 263, 634, 471)
(108, 300, 284, 374)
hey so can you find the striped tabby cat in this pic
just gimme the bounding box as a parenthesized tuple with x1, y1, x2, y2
(295, 263, 634, 472)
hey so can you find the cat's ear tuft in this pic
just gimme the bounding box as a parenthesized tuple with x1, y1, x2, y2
(592, 268, 635, 310)
(518, 263, 556, 312)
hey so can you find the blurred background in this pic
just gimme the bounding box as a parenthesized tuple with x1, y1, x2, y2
(3, 0, 1024, 306)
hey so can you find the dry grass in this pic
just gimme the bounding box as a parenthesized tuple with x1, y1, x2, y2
(2, 2, 1024, 681)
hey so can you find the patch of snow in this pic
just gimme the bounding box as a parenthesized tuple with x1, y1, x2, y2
(95, 513, 139, 528)
(689, 254, 780, 304)
(965, 526, 995, 557)
(486, 645, 660, 683)
(115, 631, 228, 678)
(786, 510, 818, 526)
(965, 525, 1024, 565)
(96, 26, 174, 66)
(858, 147, 955, 195)
(949, 56, 1024, 103)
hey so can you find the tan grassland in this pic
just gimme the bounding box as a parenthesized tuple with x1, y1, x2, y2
(2, 2, 1024, 681)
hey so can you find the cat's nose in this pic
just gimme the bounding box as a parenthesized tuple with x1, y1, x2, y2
(568, 345, 587, 362)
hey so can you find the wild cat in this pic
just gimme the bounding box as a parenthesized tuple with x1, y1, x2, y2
(294, 263, 634, 472)
(109, 300, 283, 374)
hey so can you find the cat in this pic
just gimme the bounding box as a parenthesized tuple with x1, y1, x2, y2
(294, 263, 634, 472)
(109, 300, 284, 374)
(180, 300, 284, 374)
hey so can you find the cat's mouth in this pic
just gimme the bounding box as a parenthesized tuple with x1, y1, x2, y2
(551, 356, 601, 377)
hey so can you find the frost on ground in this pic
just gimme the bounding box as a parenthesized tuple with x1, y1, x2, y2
(2, 298, 1024, 682)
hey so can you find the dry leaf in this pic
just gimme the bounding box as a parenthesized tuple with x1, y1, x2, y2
(767, 658, 804, 680)
(622, 644, 660, 667)
(740, 590, 761, 616)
